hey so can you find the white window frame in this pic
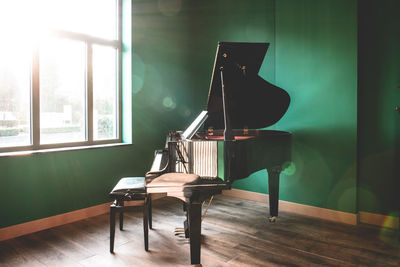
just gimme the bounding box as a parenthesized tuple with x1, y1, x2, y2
(0, 0, 123, 153)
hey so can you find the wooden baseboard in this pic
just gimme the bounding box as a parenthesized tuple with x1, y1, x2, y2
(359, 211, 399, 230)
(0, 194, 167, 242)
(0, 202, 111, 242)
(223, 189, 358, 225)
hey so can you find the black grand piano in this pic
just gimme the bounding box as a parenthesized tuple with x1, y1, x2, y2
(146, 42, 291, 265)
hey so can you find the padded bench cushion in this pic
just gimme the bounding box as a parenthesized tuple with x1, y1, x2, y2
(146, 173, 201, 187)
(109, 177, 146, 199)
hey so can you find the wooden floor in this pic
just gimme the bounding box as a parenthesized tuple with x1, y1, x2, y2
(1, 195, 399, 266)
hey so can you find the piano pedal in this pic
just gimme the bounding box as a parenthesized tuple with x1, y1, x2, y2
(174, 227, 184, 234)
(268, 216, 277, 223)
(174, 227, 186, 238)
(175, 233, 187, 239)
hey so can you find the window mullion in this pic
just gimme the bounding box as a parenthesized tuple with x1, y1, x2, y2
(117, 0, 122, 141)
(87, 43, 93, 144)
(117, 47, 122, 141)
(32, 46, 40, 148)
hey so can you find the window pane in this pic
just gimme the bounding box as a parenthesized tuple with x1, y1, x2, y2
(40, 38, 86, 144)
(93, 45, 118, 140)
(0, 42, 31, 147)
(44, 0, 117, 40)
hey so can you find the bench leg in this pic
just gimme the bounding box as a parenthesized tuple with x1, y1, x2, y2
(119, 200, 124, 230)
(148, 194, 152, 230)
(110, 206, 116, 253)
(143, 197, 149, 251)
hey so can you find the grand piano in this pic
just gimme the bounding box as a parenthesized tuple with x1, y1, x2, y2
(146, 42, 291, 265)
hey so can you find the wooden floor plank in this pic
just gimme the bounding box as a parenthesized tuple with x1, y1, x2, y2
(0, 239, 46, 267)
(1, 195, 399, 266)
(7, 234, 82, 267)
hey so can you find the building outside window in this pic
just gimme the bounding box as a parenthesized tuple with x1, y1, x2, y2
(0, 0, 122, 152)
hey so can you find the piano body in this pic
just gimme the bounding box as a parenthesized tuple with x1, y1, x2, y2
(146, 42, 291, 265)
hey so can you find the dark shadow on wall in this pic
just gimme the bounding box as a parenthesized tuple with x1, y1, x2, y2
(357, 0, 400, 216)
(395, 91, 400, 239)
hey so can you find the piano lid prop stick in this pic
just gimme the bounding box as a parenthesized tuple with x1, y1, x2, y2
(219, 65, 234, 141)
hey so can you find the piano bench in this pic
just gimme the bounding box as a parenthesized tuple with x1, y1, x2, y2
(109, 177, 152, 253)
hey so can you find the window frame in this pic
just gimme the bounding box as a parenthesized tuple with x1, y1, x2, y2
(0, 0, 123, 153)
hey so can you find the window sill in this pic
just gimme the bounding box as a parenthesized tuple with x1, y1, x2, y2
(0, 142, 132, 158)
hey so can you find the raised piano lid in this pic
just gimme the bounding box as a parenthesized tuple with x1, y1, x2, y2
(204, 42, 290, 130)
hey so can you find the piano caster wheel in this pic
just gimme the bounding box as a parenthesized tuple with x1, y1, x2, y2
(268, 216, 277, 223)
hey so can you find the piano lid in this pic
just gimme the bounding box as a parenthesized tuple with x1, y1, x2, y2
(204, 42, 290, 130)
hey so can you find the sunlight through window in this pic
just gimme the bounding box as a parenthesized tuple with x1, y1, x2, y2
(93, 45, 118, 140)
(0, 42, 32, 147)
(0, 0, 117, 40)
(0, 0, 121, 152)
(40, 38, 87, 144)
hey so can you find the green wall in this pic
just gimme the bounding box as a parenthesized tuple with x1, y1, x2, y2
(0, 146, 148, 228)
(234, 0, 358, 213)
(275, 0, 357, 213)
(358, 0, 400, 216)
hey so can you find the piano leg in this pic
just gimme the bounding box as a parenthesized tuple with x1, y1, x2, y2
(188, 201, 202, 265)
(267, 166, 281, 222)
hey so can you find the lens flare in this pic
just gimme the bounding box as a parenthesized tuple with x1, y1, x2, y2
(158, 0, 182, 16)
(282, 161, 296, 176)
(132, 53, 146, 94)
(178, 105, 191, 117)
(378, 212, 400, 248)
(162, 97, 176, 110)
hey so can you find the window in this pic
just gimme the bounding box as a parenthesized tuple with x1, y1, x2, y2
(0, 0, 122, 152)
